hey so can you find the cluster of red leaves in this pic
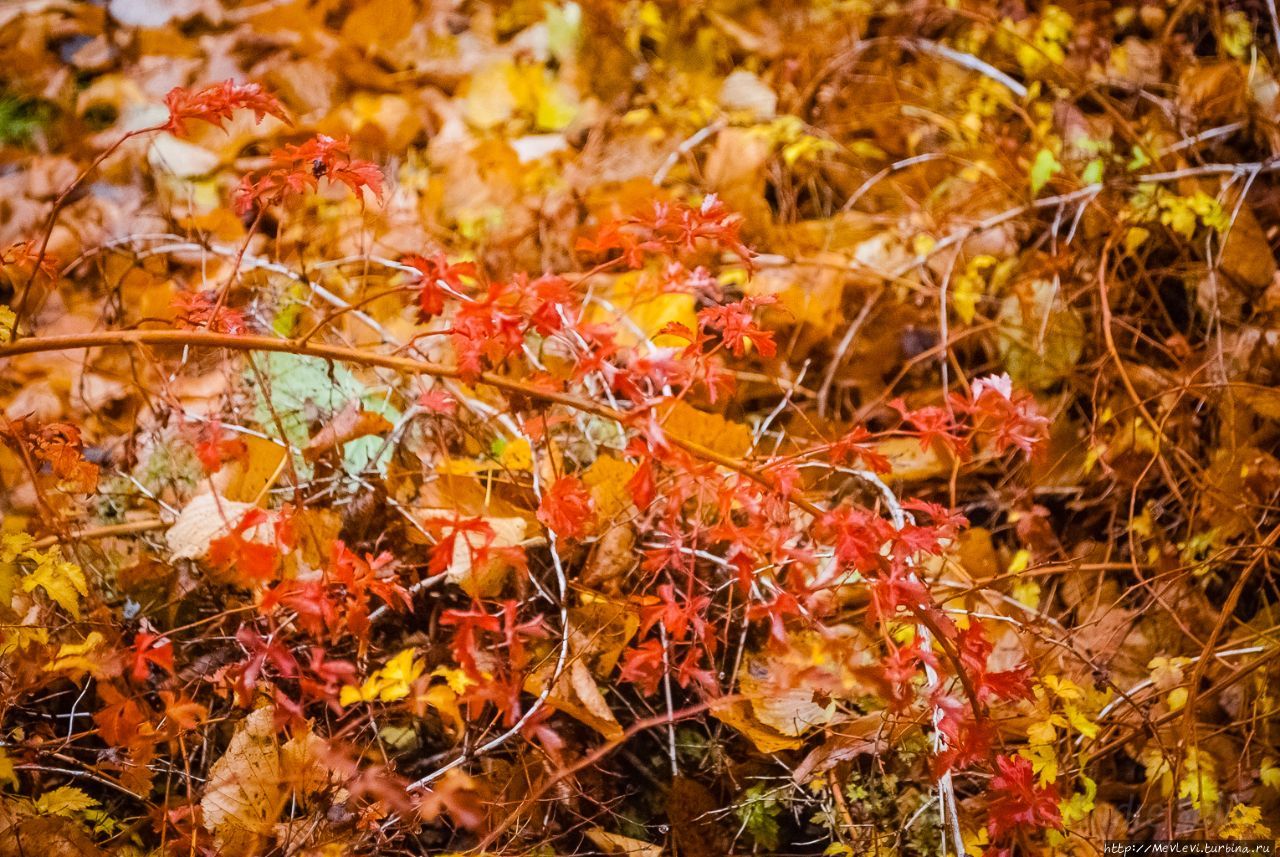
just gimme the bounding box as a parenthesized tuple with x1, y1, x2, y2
(220, 624, 357, 719)
(235, 134, 384, 214)
(576, 194, 754, 270)
(4, 73, 1067, 856)
(404, 252, 478, 320)
(441, 600, 547, 727)
(192, 419, 249, 474)
(260, 541, 411, 641)
(889, 372, 1050, 462)
(986, 754, 1063, 853)
(163, 79, 289, 137)
(536, 475, 593, 539)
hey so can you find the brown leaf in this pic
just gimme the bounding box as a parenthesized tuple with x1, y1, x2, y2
(793, 712, 906, 783)
(201, 707, 329, 857)
(303, 400, 393, 460)
(667, 777, 730, 857)
(0, 804, 105, 857)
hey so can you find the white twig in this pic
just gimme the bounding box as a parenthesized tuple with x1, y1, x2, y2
(906, 39, 1029, 99)
(847, 468, 965, 857)
(652, 120, 727, 186)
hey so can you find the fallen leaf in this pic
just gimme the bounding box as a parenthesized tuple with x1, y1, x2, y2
(165, 493, 256, 560)
(201, 707, 328, 857)
(585, 828, 664, 857)
(304, 399, 394, 460)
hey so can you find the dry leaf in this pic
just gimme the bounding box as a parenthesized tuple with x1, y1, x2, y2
(165, 492, 256, 560)
(711, 698, 803, 753)
(584, 828, 664, 857)
(421, 512, 528, 598)
(201, 707, 329, 857)
(304, 400, 394, 460)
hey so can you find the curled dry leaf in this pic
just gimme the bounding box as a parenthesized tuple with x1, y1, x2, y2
(303, 399, 394, 461)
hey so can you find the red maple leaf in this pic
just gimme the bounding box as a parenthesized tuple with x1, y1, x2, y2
(403, 253, 477, 319)
(207, 509, 280, 582)
(697, 296, 777, 358)
(193, 420, 248, 474)
(965, 373, 1050, 458)
(618, 638, 666, 695)
(173, 290, 247, 335)
(234, 134, 383, 213)
(956, 623, 1032, 703)
(986, 754, 1062, 841)
(417, 388, 458, 415)
(537, 475, 593, 540)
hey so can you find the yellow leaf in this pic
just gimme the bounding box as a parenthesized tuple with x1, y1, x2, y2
(1062, 702, 1098, 739)
(19, 547, 88, 619)
(45, 631, 108, 679)
(0, 747, 17, 789)
(223, 436, 288, 504)
(1026, 714, 1063, 746)
(1261, 757, 1280, 790)
(340, 0, 414, 54)
(657, 399, 753, 460)
(586, 271, 698, 349)
(711, 698, 804, 753)
(431, 665, 475, 695)
(423, 684, 466, 735)
(582, 455, 638, 520)
(35, 785, 98, 817)
(341, 649, 425, 705)
(495, 437, 533, 472)
(1012, 578, 1041, 609)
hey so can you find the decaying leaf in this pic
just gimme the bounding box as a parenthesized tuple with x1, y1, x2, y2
(201, 707, 330, 857)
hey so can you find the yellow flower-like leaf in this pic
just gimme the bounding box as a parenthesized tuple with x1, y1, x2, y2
(340, 649, 426, 706)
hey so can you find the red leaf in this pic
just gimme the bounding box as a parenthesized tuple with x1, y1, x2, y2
(163, 80, 289, 137)
(986, 754, 1062, 841)
(536, 475, 593, 540)
(129, 632, 175, 683)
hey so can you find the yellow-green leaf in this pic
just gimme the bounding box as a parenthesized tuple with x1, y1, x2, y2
(35, 785, 99, 817)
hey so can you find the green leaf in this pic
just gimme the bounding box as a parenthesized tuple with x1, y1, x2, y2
(1081, 157, 1104, 185)
(734, 785, 782, 851)
(246, 352, 400, 481)
(997, 278, 1084, 390)
(1029, 147, 1062, 194)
